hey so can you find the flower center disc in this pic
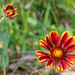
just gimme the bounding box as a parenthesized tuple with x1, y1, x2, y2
(8, 9, 13, 14)
(51, 48, 64, 60)
(53, 49, 63, 57)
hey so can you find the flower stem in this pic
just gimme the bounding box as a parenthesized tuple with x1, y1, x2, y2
(3, 57, 6, 75)
(59, 70, 61, 75)
(0, 17, 4, 23)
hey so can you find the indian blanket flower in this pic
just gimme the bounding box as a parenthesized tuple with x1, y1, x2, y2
(36, 30, 75, 72)
(3, 4, 18, 19)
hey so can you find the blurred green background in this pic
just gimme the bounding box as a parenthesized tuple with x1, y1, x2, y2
(0, 0, 75, 75)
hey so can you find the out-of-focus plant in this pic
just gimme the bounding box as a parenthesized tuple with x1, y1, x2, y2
(0, 0, 75, 55)
(0, 4, 18, 75)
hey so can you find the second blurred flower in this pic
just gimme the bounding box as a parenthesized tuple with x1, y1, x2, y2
(3, 4, 18, 19)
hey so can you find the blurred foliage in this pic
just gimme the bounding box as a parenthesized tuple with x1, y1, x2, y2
(0, 0, 75, 74)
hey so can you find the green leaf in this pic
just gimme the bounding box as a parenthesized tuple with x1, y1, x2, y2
(51, 10, 59, 27)
(20, 65, 30, 71)
(71, 15, 75, 28)
(44, 4, 50, 26)
(1, 31, 8, 57)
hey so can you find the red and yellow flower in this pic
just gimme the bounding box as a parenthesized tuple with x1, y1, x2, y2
(3, 4, 18, 19)
(36, 30, 75, 72)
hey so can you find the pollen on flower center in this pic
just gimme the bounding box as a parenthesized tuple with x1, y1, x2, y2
(8, 9, 13, 14)
(51, 48, 64, 60)
(53, 49, 63, 57)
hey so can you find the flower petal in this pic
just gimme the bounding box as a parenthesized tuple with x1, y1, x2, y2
(60, 31, 70, 45)
(66, 44, 75, 53)
(56, 61, 61, 72)
(36, 50, 49, 56)
(46, 60, 54, 67)
(67, 54, 75, 61)
(50, 30, 59, 46)
(38, 56, 50, 63)
(40, 40, 50, 51)
(61, 61, 68, 71)
(45, 35, 53, 48)
(63, 37, 75, 48)
(65, 58, 74, 67)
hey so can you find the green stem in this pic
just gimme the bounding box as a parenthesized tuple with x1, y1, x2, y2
(3, 21, 11, 57)
(53, 61, 56, 71)
(3, 57, 6, 75)
(0, 17, 4, 23)
(21, 8, 26, 58)
(2, 21, 12, 75)
(20, 5, 29, 57)
(9, 21, 12, 35)
(22, 12, 28, 57)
